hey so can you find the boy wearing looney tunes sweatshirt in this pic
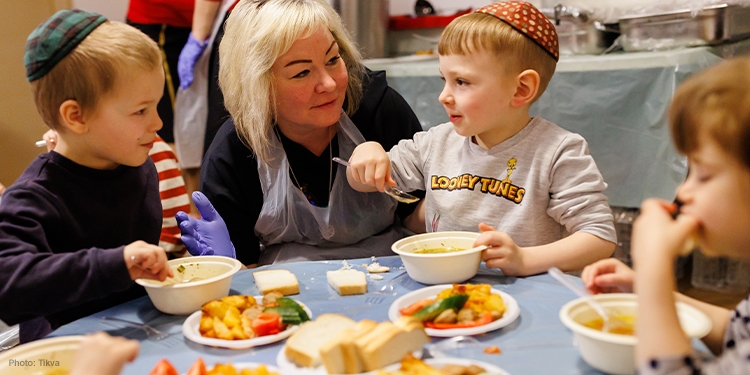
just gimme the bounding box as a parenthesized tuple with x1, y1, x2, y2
(346, 1, 616, 277)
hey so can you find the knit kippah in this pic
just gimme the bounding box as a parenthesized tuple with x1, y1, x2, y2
(24, 9, 107, 82)
(475, 1, 559, 61)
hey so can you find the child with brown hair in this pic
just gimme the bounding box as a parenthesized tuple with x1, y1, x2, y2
(583, 56, 750, 373)
(0, 9, 172, 342)
(346, 1, 616, 276)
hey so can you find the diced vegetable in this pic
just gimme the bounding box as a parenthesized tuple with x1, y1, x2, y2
(399, 298, 434, 316)
(412, 294, 469, 322)
(425, 311, 493, 329)
(276, 297, 310, 322)
(186, 358, 207, 375)
(149, 359, 179, 375)
(252, 312, 282, 336)
(263, 306, 302, 325)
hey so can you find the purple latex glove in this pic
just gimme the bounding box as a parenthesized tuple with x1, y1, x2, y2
(177, 33, 209, 90)
(175, 191, 236, 258)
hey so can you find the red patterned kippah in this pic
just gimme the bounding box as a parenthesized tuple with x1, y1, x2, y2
(475, 1, 559, 61)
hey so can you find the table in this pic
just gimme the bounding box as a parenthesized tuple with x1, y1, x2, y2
(50, 256, 703, 374)
(365, 42, 750, 208)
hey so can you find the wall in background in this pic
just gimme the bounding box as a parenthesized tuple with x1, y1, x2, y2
(0, 0, 70, 186)
(71, 0, 128, 22)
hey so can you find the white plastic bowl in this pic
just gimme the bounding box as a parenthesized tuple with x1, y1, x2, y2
(135, 256, 242, 315)
(0, 335, 83, 374)
(392, 231, 482, 284)
(559, 293, 712, 375)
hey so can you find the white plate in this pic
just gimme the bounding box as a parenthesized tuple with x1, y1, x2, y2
(183, 362, 282, 375)
(275, 346, 421, 375)
(182, 296, 312, 349)
(388, 285, 520, 337)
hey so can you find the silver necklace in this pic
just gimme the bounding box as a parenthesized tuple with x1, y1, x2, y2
(275, 126, 333, 206)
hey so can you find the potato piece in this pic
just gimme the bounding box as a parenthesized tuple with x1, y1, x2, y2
(199, 315, 214, 335)
(213, 316, 233, 340)
(202, 300, 231, 319)
(457, 308, 475, 323)
(434, 308, 458, 324)
(241, 315, 256, 339)
(262, 291, 283, 306)
(203, 329, 216, 338)
(223, 306, 242, 329)
(242, 306, 263, 321)
(230, 325, 249, 340)
(222, 295, 251, 310)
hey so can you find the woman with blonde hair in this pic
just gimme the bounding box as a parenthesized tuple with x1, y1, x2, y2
(177, 0, 424, 265)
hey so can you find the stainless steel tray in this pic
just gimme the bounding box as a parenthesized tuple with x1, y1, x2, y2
(619, 3, 750, 52)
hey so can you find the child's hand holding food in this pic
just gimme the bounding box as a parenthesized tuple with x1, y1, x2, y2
(123, 241, 172, 281)
(70, 332, 139, 375)
(631, 199, 699, 266)
(581, 258, 634, 294)
(476, 223, 527, 276)
(348, 141, 397, 192)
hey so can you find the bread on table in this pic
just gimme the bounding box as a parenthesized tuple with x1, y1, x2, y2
(327, 269, 367, 296)
(320, 319, 378, 374)
(284, 314, 356, 368)
(252, 269, 299, 296)
(355, 318, 430, 372)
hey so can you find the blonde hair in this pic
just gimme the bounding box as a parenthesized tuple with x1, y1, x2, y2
(220, 0, 364, 163)
(670, 57, 750, 169)
(30, 21, 161, 129)
(438, 12, 556, 101)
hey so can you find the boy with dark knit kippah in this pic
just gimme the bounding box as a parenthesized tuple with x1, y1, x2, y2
(346, 1, 616, 276)
(0, 9, 172, 342)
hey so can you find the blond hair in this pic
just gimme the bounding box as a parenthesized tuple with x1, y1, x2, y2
(438, 12, 556, 101)
(220, 0, 364, 163)
(670, 57, 750, 169)
(30, 21, 161, 129)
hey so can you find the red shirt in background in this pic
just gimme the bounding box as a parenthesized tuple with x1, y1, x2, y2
(127, 0, 196, 28)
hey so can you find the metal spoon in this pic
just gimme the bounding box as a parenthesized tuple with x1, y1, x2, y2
(332, 157, 420, 204)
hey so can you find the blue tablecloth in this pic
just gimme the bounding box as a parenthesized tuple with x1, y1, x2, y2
(365, 43, 750, 208)
(50, 256, 701, 374)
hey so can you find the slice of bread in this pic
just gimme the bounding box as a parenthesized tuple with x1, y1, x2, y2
(319, 319, 378, 374)
(252, 269, 299, 296)
(355, 320, 430, 371)
(327, 269, 367, 296)
(285, 314, 356, 368)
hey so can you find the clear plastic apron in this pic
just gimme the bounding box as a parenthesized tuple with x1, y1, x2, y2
(255, 111, 407, 265)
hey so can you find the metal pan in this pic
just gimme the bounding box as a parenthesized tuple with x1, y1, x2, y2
(619, 3, 750, 52)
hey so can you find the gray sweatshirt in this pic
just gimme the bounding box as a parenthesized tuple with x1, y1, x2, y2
(389, 116, 616, 246)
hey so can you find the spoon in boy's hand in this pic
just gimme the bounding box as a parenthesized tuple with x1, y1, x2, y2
(332, 157, 420, 204)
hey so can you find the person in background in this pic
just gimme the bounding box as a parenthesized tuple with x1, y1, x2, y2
(40, 130, 192, 256)
(345, 2, 616, 276)
(582, 57, 750, 374)
(175, 0, 425, 266)
(0, 9, 172, 343)
(0, 182, 5, 204)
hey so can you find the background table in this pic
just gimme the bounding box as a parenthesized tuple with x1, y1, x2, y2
(51, 256, 705, 374)
(365, 42, 750, 208)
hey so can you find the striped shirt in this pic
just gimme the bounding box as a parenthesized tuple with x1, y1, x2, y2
(149, 136, 191, 256)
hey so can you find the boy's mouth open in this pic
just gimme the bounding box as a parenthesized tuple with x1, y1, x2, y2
(449, 114, 463, 123)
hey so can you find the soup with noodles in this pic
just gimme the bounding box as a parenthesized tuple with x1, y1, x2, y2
(414, 247, 465, 254)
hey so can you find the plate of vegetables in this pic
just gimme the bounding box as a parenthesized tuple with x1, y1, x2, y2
(182, 294, 312, 349)
(150, 357, 282, 375)
(388, 284, 520, 337)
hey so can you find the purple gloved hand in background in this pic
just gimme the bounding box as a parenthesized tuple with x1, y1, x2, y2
(177, 33, 209, 89)
(175, 192, 236, 258)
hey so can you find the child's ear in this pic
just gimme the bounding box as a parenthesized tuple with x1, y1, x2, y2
(58, 100, 88, 134)
(512, 69, 540, 107)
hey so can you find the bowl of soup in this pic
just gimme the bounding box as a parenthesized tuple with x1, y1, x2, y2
(391, 231, 483, 284)
(135, 256, 242, 315)
(559, 293, 712, 374)
(0, 335, 82, 375)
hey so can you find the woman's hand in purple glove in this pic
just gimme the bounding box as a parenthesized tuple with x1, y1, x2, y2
(175, 192, 236, 258)
(177, 33, 209, 89)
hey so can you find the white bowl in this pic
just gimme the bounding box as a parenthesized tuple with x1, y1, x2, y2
(0, 335, 83, 374)
(135, 256, 242, 315)
(559, 293, 712, 374)
(391, 232, 482, 284)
